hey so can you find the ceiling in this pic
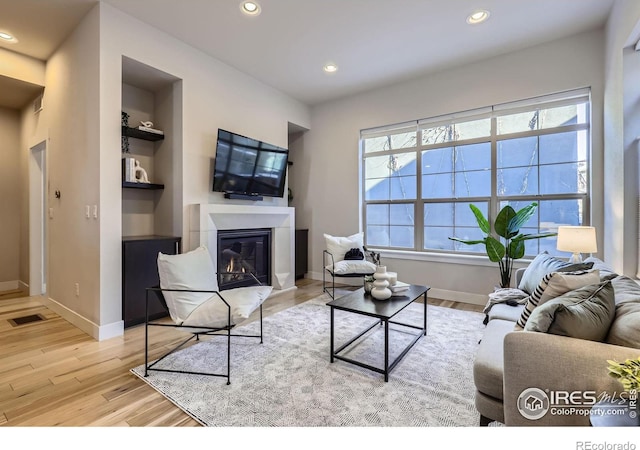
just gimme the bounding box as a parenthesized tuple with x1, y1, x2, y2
(0, 0, 616, 108)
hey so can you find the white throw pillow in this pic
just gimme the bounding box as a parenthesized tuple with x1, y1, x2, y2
(326, 259, 376, 275)
(157, 246, 219, 323)
(182, 285, 273, 329)
(324, 232, 364, 262)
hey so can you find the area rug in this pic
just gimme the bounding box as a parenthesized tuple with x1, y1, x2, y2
(131, 294, 486, 427)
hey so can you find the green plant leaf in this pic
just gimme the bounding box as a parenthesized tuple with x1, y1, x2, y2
(448, 237, 486, 245)
(508, 239, 526, 259)
(512, 232, 558, 242)
(494, 206, 516, 238)
(507, 202, 538, 233)
(469, 204, 490, 235)
(485, 236, 505, 262)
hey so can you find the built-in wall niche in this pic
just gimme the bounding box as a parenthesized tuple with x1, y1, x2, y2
(121, 56, 183, 238)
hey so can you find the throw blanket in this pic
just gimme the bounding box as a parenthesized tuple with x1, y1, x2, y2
(482, 288, 529, 325)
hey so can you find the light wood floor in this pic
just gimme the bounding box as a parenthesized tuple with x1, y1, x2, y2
(0, 279, 482, 426)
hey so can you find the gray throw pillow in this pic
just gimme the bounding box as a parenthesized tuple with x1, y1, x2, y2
(524, 280, 615, 342)
(606, 275, 640, 348)
(518, 251, 594, 294)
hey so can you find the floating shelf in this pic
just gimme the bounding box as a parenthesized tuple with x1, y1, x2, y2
(122, 126, 164, 142)
(122, 181, 164, 190)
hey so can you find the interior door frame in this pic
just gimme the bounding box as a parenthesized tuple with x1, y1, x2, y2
(29, 140, 47, 296)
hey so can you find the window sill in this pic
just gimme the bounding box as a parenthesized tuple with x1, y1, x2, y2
(372, 248, 533, 269)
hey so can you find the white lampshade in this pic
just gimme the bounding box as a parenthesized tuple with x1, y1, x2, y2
(556, 226, 597, 263)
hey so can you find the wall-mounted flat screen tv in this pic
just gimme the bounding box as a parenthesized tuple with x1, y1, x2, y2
(212, 129, 289, 198)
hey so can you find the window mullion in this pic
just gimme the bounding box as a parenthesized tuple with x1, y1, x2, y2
(490, 116, 498, 229)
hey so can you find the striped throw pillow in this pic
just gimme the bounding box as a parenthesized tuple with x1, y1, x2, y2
(515, 272, 556, 330)
(515, 269, 598, 330)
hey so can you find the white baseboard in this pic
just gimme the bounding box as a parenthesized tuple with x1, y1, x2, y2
(427, 288, 487, 307)
(18, 280, 29, 292)
(307, 271, 487, 306)
(0, 280, 19, 291)
(38, 295, 124, 341)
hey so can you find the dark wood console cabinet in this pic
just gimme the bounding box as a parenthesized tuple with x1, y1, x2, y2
(295, 229, 308, 280)
(122, 235, 181, 328)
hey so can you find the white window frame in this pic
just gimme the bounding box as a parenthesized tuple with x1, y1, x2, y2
(360, 88, 591, 259)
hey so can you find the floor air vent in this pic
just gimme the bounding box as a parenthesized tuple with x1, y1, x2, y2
(9, 314, 45, 327)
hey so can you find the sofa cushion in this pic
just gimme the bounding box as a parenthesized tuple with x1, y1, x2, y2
(583, 256, 618, 280)
(524, 280, 616, 342)
(488, 303, 525, 323)
(517, 252, 593, 294)
(515, 269, 600, 330)
(606, 275, 640, 348)
(474, 319, 515, 401)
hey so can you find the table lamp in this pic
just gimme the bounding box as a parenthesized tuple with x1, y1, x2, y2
(556, 226, 597, 263)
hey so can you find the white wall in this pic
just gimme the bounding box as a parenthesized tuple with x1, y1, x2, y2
(302, 29, 605, 303)
(96, 3, 310, 337)
(13, 2, 311, 340)
(604, 0, 640, 276)
(0, 107, 21, 288)
(36, 6, 102, 329)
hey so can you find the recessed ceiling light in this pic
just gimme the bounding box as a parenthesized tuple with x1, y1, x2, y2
(240, 1, 261, 16)
(466, 10, 490, 25)
(0, 31, 18, 43)
(323, 63, 338, 73)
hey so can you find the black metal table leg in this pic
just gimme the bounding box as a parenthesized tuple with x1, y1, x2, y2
(423, 291, 427, 336)
(384, 319, 389, 382)
(330, 306, 334, 363)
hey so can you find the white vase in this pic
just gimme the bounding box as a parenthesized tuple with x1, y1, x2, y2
(371, 265, 392, 300)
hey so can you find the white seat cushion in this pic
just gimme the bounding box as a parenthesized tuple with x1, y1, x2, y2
(324, 232, 365, 263)
(182, 285, 273, 328)
(326, 259, 376, 275)
(157, 246, 219, 323)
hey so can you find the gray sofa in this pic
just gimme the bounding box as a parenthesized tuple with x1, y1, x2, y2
(473, 257, 640, 426)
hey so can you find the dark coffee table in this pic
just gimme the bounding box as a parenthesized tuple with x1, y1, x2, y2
(327, 285, 429, 381)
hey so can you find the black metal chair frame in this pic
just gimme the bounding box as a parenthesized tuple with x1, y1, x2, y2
(322, 247, 380, 300)
(144, 272, 264, 385)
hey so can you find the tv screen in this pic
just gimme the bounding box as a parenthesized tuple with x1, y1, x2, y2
(212, 129, 289, 198)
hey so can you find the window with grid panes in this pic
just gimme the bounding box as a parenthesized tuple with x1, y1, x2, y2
(360, 89, 591, 257)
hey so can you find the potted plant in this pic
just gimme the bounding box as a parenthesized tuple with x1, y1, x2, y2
(449, 202, 556, 288)
(598, 357, 640, 426)
(607, 357, 640, 392)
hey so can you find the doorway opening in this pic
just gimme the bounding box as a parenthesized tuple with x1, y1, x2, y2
(29, 140, 47, 296)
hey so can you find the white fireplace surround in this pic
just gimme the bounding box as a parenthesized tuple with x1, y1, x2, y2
(190, 204, 296, 291)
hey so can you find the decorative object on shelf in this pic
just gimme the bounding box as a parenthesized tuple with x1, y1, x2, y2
(122, 156, 136, 182)
(134, 159, 150, 184)
(363, 275, 374, 294)
(449, 202, 557, 288)
(390, 280, 410, 297)
(371, 265, 392, 300)
(121, 111, 130, 153)
(138, 120, 164, 135)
